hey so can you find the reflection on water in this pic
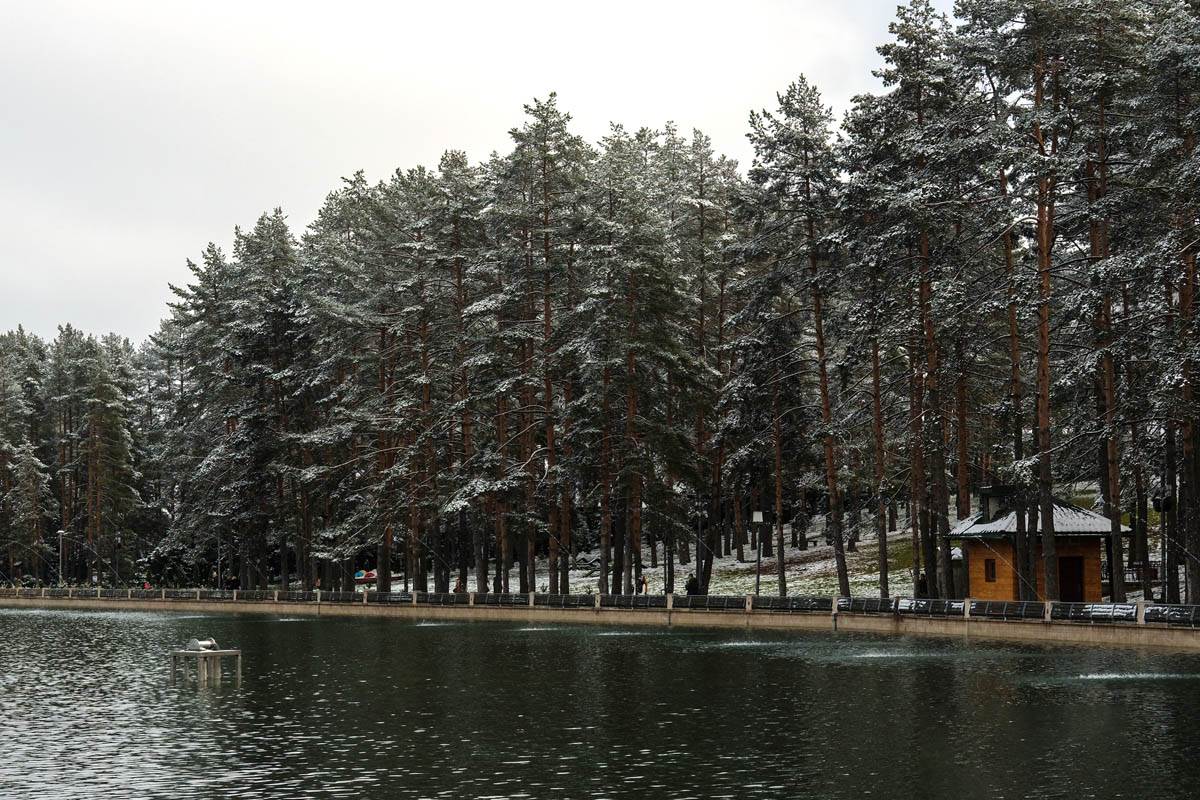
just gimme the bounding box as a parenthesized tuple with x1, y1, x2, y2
(2, 608, 1200, 799)
(1074, 672, 1200, 681)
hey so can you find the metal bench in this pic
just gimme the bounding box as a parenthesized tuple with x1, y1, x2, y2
(477, 592, 527, 607)
(418, 592, 469, 606)
(969, 600, 1044, 620)
(673, 594, 744, 611)
(1050, 602, 1138, 624)
(366, 591, 414, 604)
(534, 594, 594, 608)
(1144, 604, 1200, 627)
(896, 598, 966, 617)
(837, 597, 897, 615)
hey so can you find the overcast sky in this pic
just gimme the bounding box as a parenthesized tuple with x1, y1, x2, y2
(1, 0, 952, 344)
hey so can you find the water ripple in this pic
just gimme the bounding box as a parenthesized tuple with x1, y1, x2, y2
(1, 609, 1200, 799)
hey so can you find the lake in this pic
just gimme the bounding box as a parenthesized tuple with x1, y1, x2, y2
(2, 607, 1199, 799)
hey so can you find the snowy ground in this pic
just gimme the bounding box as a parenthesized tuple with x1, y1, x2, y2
(488, 519, 917, 598)
(562, 531, 913, 597)
(450, 495, 1161, 599)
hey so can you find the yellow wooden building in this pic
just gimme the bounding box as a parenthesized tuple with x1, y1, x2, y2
(948, 493, 1128, 603)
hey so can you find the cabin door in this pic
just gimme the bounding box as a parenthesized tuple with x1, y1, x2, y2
(1058, 556, 1085, 603)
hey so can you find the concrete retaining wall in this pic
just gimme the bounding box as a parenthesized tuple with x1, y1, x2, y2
(4, 594, 1200, 650)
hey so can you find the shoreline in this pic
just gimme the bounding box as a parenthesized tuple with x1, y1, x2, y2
(4, 592, 1200, 652)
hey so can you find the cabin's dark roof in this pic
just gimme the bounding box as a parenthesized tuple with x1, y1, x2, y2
(948, 498, 1130, 539)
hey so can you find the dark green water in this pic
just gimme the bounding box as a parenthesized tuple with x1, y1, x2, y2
(2, 608, 1200, 799)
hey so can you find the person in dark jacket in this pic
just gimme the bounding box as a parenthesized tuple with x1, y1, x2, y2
(684, 574, 699, 596)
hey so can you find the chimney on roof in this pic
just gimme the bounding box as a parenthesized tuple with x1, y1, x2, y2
(978, 485, 1018, 523)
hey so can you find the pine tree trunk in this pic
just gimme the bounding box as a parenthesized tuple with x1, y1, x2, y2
(714, 269, 730, 558)
(1086, 82, 1126, 602)
(694, 168, 710, 587)
(666, 527, 675, 594)
(1124, 287, 1152, 599)
(521, 370, 534, 594)
(558, 375, 573, 594)
(814, 286, 849, 598)
(871, 330, 888, 599)
(1034, 50, 1059, 601)
(1166, 421, 1181, 603)
(909, 319, 933, 598)
(559, 481, 572, 594)
(955, 342, 970, 522)
(496, 390, 510, 594)
(1180, 240, 1200, 604)
(600, 366, 612, 595)
(918, 230, 953, 600)
(625, 269, 639, 596)
(1001, 166, 1031, 600)
(1179, 72, 1200, 603)
(805, 178, 850, 597)
(1099, 297, 1125, 601)
(773, 371, 786, 597)
(663, 374, 687, 571)
(545, 284, 559, 594)
(734, 491, 746, 563)
(375, 326, 394, 594)
(612, 501, 625, 596)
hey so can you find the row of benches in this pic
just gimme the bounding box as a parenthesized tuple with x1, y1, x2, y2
(3, 586, 1197, 627)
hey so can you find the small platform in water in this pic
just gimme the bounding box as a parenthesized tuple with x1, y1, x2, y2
(169, 640, 242, 688)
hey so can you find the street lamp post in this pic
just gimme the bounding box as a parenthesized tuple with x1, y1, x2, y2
(57, 530, 64, 586)
(752, 511, 764, 595)
(1153, 493, 1175, 603)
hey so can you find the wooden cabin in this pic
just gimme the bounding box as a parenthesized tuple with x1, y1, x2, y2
(948, 490, 1129, 603)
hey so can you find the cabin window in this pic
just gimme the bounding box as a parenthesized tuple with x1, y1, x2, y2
(984, 559, 997, 583)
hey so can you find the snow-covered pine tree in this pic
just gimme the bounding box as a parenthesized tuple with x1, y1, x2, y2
(748, 75, 852, 597)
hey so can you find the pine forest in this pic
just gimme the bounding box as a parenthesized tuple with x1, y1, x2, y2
(5, 0, 1200, 604)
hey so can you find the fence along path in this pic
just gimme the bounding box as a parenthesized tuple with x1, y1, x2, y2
(4, 587, 1200, 649)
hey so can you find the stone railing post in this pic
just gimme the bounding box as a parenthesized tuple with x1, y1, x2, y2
(594, 593, 601, 610)
(745, 594, 753, 613)
(666, 593, 673, 611)
(1043, 601, 1053, 622)
(468, 592, 475, 607)
(964, 598, 972, 620)
(1136, 601, 1147, 625)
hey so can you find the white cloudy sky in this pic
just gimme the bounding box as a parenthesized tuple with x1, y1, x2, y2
(1, 0, 952, 343)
